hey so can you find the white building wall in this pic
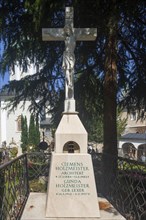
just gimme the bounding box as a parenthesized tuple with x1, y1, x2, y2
(0, 63, 40, 155)
(0, 101, 7, 143)
(0, 100, 32, 156)
(10, 63, 37, 81)
(121, 109, 146, 134)
(6, 101, 31, 145)
(0, 62, 36, 149)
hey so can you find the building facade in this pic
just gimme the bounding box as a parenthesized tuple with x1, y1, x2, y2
(119, 109, 146, 161)
(0, 63, 53, 156)
(0, 64, 36, 155)
(121, 109, 146, 134)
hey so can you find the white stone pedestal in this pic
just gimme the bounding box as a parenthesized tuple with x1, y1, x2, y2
(21, 193, 126, 220)
(45, 153, 100, 218)
(55, 112, 87, 153)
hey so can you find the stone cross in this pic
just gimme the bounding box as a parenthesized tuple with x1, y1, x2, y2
(42, 7, 97, 111)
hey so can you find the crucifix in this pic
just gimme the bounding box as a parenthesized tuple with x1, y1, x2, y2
(42, 7, 97, 112)
(41, 8, 100, 219)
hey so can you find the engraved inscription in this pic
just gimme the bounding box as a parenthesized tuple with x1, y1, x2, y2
(55, 161, 91, 196)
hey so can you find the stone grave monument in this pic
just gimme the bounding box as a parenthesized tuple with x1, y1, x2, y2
(21, 6, 125, 220)
(42, 7, 100, 219)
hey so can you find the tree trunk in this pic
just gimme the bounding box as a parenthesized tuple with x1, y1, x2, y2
(102, 6, 118, 196)
(103, 25, 118, 156)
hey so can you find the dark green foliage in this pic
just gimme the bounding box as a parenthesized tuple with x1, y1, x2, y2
(10, 147, 18, 158)
(88, 117, 104, 143)
(0, 0, 145, 115)
(28, 114, 40, 150)
(35, 119, 40, 147)
(21, 115, 28, 152)
(28, 114, 35, 146)
(21, 114, 40, 152)
(117, 108, 127, 139)
(87, 108, 127, 143)
(0, 0, 145, 157)
(29, 179, 46, 192)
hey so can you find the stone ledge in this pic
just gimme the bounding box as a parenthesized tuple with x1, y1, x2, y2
(21, 193, 125, 220)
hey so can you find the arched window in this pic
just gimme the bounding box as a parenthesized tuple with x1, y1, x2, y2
(63, 141, 80, 153)
(122, 142, 136, 159)
(130, 111, 136, 121)
(137, 144, 146, 162)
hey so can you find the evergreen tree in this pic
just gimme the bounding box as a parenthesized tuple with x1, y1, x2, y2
(34, 118, 40, 148)
(88, 117, 104, 143)
(21, 115, 28, 152)
(28, 114, 35, 147)
(28, 114, 40, 150)
(117, 108, 127, 139)
(0, 0, 145, 160)
(88, 108, 127, 143)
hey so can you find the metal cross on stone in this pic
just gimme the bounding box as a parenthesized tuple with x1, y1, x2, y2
(42, 7, 97, 112)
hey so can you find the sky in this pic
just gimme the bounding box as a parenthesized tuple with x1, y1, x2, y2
(0, 41, 9, 89)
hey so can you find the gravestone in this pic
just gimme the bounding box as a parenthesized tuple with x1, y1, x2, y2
(42, 7, 100, 219)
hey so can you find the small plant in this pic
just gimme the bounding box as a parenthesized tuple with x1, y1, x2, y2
(10, 147, 18, 158)
(29, 179, 47, 192)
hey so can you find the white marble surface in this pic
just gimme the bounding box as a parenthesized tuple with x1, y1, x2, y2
(21, 193, 125, 220)
(55, 112, 87, 153)
(45, 154, 100, 218)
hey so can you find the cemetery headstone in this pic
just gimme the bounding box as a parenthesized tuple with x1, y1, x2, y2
(42, 7, 100, 219)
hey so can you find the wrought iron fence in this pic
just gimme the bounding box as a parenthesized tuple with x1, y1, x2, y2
(92, 152, 146, 220)
(0, 154, 29, 220)
(0, 152, 51, 220)
(27, 152, 51, 192)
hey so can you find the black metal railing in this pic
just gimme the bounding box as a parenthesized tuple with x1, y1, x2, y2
(1, 152, 146, 220)
(92, 152, 146, 220)
(0, 154, 29, 220)
(27, 152, 51, 192)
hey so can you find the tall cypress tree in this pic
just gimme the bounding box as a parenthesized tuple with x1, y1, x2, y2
(28, 114, 35, 146)
(21, 115, 28, 152)
(28, 114, 40, 150)
(35, 119, 40, 147)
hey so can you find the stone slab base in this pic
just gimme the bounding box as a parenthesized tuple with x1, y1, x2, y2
(46, 154, 100, 218)
(21, 193, 125, 220)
